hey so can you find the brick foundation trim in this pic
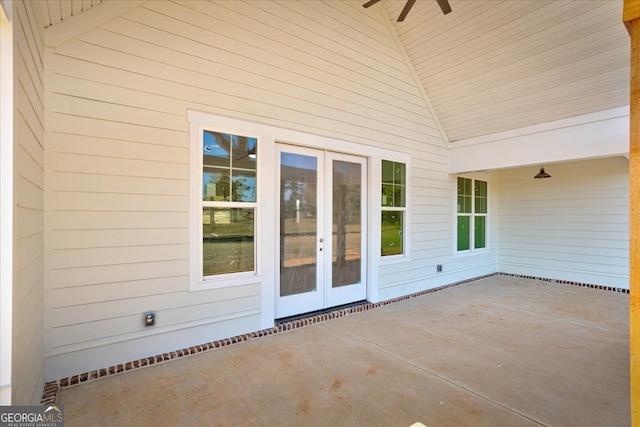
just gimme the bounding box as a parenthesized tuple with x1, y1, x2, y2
(40, 272, 627, 405)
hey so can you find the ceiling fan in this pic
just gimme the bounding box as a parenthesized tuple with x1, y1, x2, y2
(363, 0, 452, 22)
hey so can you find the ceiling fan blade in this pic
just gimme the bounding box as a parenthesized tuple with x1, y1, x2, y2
(436, 0, 452, 15)
(362, 0, 381, 8)
(397, 0, 416, 22)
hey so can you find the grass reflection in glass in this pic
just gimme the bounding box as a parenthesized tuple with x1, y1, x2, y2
(381, 210, 403, 256)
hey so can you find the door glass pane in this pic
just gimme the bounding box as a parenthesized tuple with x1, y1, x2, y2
(332, 160, 361, 288)
(280, 152, 318, 297)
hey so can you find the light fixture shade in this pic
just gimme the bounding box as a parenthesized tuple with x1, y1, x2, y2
(534, 166, 551, 179)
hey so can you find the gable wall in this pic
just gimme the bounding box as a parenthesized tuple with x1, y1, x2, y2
(496, 156, 629, 289)
(45, 0, 497, 380)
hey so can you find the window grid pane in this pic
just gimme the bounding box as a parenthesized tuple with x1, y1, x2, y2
(457, 177, 472, 213)
(382, 160, 406, 208)
(457, 177, 487, 252)
(457, 215, 470, 251)
(381, 160, 407, 257)
(474, 215, 486, 249)
(394, 162, 406, 185)
(382, 184, 394, 207)
(202, 130, 257, 277)
(382, 160, 394, 183)
(381, 210, 403, 256)
(202, 207, 255, 276)
(203, 168, 230, 201)
(475, 180, 487, 214)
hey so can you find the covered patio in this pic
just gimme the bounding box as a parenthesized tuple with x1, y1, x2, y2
(53, 274, 629, 427)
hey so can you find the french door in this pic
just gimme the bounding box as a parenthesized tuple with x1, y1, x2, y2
(275, 144, 367, 319)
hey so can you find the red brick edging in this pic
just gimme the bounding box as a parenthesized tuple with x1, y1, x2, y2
(40, 272, 628, 405)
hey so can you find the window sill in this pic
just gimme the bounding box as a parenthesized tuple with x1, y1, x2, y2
(191, 272, 261, 291)
(454, 248, 489, 258)
(380, 255, 410, 265)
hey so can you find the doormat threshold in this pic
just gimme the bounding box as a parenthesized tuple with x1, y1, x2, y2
(276, 300, 369, 325)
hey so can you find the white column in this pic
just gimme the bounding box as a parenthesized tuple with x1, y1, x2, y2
(0, 0, 14, 406)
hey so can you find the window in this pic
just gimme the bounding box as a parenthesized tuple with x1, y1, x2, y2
(381, 160, 406, 257)
(457, 177, 487, 252)
(200, 130, 257, 278)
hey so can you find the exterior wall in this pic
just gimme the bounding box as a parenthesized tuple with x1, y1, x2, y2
(377, 169, 499, 301)
(45, 0, 497, 380)
(496, 157, 629, 289)
(12, 0, 46, 404)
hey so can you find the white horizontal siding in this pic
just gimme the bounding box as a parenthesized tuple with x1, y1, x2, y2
(52, 210, 188, 230)
(52, 260, 189, 288)
(496, 157, 629, 288)
(52, 284, 258, 327)
(51, 228, 187, 250)
(53, 244, 188, 269)
(13, 0, 46, 405)
(46, 0, 455, 379)
(51, 276, 189, 308)
(54, 172, 188, 196)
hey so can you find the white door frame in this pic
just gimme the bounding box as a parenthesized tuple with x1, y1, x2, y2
(275, 145, 367, 319)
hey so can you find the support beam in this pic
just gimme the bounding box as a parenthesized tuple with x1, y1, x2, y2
(449, 108, 629, 173)
(624, 1, 640, 426)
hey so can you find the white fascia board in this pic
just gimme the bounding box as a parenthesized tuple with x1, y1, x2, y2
(45, 0, 147, 47)
(449, 107, 630, 173)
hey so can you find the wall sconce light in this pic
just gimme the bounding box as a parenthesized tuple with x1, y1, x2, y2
(534, 166, 551, 179)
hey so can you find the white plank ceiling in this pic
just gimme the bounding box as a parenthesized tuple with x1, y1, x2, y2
(383, 0, 629, 142)
(37, 0, 630, 143)
(39, 0, 103, 27)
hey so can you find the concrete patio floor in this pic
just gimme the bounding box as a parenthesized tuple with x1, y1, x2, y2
(56, 275, 630, 427)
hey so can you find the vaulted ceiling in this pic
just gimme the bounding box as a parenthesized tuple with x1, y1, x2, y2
(38, 0, 104, 26)
(382, 0, 629, 142)
(36, 0, 630, 143)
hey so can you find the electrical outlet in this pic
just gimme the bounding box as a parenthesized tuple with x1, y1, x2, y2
(145, 312, 155, 327)
(437, 264, 443, 273)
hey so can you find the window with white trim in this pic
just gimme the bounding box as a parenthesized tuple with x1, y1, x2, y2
(457, 177, 487, 252)
(199, 130, 258, 278)
(381, 160, 407, 257)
